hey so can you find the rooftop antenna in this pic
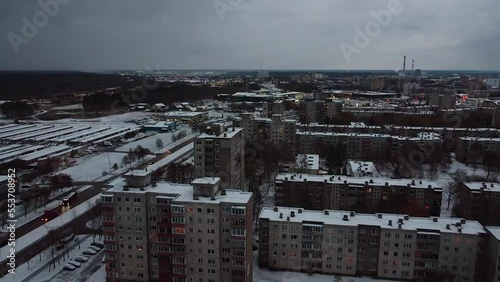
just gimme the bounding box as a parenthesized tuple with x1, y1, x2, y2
(412, 59, 414, 73)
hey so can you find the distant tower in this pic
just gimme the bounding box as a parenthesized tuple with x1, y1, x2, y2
(412, 59, 414, 73)
(403, 56, 406, 73)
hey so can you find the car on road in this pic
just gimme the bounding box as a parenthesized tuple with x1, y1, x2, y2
(68, 261, 81, 268)
(63, 264, 76, 271)
(82, 249, 97, 255)
(74, 256, 89, 263)
(88, 246, 101, 252)
(91, 242, 104, 248)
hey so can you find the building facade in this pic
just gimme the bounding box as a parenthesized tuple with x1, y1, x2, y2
(259, 207, 487, 282)
(102, 175, 254, 282)
(194, 125, 245, 189)
(275, 173, 442, 217)
(456, 182, 500, 225)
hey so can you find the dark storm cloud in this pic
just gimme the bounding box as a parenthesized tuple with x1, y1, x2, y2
(1, 0, 499, 70)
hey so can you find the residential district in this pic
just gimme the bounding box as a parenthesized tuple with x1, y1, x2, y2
(1, 69, 500, 282)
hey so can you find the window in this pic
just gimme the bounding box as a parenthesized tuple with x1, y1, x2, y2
(231, 207, 245, 215)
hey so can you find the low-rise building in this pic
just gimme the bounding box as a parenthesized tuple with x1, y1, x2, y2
(347, 161, 379, 177)
(259, 207, 486, 282)
(295, 154, 320, 175)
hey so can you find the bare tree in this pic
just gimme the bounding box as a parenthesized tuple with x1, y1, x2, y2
(155, 138, 164, 152)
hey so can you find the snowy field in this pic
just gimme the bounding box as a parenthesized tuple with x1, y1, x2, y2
(58, 152, 154, 181)
(115, 125, 192, 153)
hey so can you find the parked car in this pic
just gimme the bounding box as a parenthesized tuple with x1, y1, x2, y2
(74, 256, 89, 263)
(68, 261, 81, 268)
(63, 264, 76, 271)
(88, 246, 101, 252)
(82, 249, 97, 255)
(91, 242, 104, 248)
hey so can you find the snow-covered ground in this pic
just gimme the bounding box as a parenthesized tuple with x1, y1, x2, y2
(6, 235, 102, 282)
(58, 152, 154, 181)
(85, 265, 105, 282)
(0, 194, 101, 256)
(115, 125, 192, 153)
(253, 251, 392, 282)
(51, 104, 83, 111)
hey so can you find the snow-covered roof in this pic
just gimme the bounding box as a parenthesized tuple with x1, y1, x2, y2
(459, 136, 500, 142)
(348, 161, 378, 177)
(486, 226, 500, 241)
(260, 207, 485, 236)
(105, 179, 252, 205)
(197, 128, 242, 139)
(18, 145, 70, 161)
(461, 182, 500, 191)
(164, 111, 207, 118)
(296, 154, 319, 171)
(191, 177, 221, 185)
(297, 131, 391, 138)
(276, 173, 442, 190)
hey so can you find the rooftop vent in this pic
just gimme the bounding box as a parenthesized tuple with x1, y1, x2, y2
(456, 222, 461, 227)
(287, 217, 290, 222)
(324, 210, 330, 215)
(338, 177, 341, 180)
(350, 211, 355, 217)
(193, 195, 199, 200)
(210, 196, 216, 201)
(398, 223, 402, 229)
(491, 183, 495, 188)
(324, 179, 328, 183)
(432, 217, 438, 222)
(458, 227, 462, 233)
(273, 207, 279, 212)
(298, 209, 303, 214)
(385, 182, 389, 186)
(446, 224, 451, 230)
(419, 180, 422, 184)
(279, 213, 283, 219)
(221, 190, 226, 195)
(404, 215, 409, 220)
(411, 180, 415, 185)
(369, 179, 374, 184)
(398, 218, 404, 224)
(377, 213, 382, 219)
(388, 220, 392, 226)
(342, 215, 349, 221)
(428, 185, 432, 189)
(152, 182, 157, 187)
(460, 219, 466, 224)
(285, 177, 288, 181)
(290, 211, 295, 217)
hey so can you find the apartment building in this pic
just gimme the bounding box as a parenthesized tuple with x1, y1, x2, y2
(239, 113, 296, 150)
(194, 124, 244, 189)
(295, 131, 391, 160)
(428, 93, 456, 109)
(456, 137, 500, 164)
(262, 101, 284, 118)
(102, 174, 254, 282)
(299, 98, 327, 124)
(485, 227, 500, 282)
(456, 182, 500, 225)
(259, 207, 487, 282)
(275, 173, 442, 217)
(294, 154, 319, 175)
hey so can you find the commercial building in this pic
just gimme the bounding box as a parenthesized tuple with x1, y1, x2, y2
(275, 173, 442, 217)
(102, 175, 254, 282)
(194, 124, 245, 189)
(456, 182, 500, 225)
(258, 207, 487, 282)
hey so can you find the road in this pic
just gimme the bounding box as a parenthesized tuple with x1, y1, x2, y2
(1, 204, 100, 278)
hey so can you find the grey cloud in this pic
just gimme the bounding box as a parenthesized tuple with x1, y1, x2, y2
(0, 0, 499, 70)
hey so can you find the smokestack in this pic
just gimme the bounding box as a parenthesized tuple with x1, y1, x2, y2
(412, 59, 414, 73)
(403, 56, 406, 72)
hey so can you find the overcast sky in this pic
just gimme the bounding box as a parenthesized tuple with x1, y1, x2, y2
(1, 0, 499, 71)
